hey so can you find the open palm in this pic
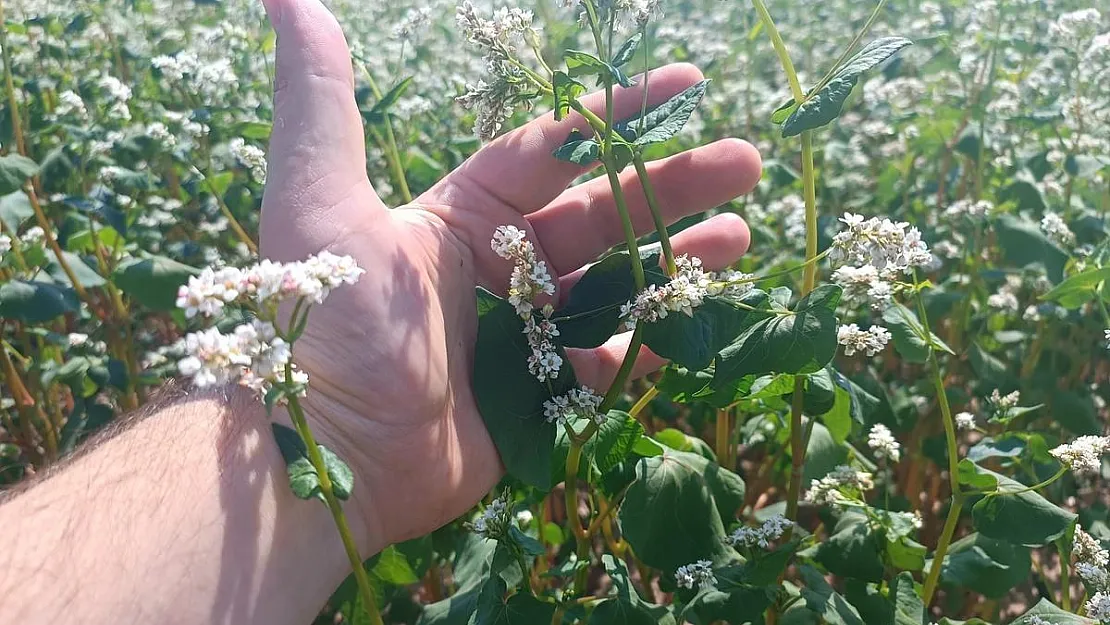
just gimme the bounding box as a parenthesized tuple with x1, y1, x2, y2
(258, 0, 761, 550)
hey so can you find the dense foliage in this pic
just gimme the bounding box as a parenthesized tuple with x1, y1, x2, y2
(1, 0, 1109, 624)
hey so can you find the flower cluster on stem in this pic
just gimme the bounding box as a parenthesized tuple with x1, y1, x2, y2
(805, 465, 875, 505)
(728, 514, 794, 549)
(675, 560, 716, 591)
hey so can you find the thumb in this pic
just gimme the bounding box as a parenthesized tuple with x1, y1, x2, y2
(259, 0, 385, 254)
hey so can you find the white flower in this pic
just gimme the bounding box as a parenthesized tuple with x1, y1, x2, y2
(1076, 528, 1110, 566)
(806, 465, 875, 505)
(1103, 329, 1109, 350)
(944, 199, 993, 220)
(515, 509, 534, 527)
(837, 324, 891, 357)
(67, 333, 89, 347)
(955, 411, 976, 431)
(543, 385, 604, 425)
(830, 212, 932, 277)
(728, 514, 794, 549)
(53, 90, 88, 120)
(176, 266, 245, 319)
(707, 269, 754, 298)
(1026, 616, 1053, 625)
(177, 320, 298, 394)
(1040, 212, 1074, 246)
(675, 560, 716, 590)
(1078, 562, 1110, 591)
(471, 492, 511, 539)
(622, 255, 710, 329)
(831, 264, 893, 309)
(21, 226, 45, 245)
(229, 138, 267, 184)
(867, 423, 901, 462)
(491, 225, 555, 318)
(1085, 591, 1110, 623)
(523, 308, 563, 381)
(1051, 436, 1110, 475)
(0, 234, 10, 258)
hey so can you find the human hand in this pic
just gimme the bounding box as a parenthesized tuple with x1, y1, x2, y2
(258, 0, 761, 552)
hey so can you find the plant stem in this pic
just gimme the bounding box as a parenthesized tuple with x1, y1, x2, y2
(0, 0, 26, 156)
(361, 66, 413, 203)
(197, 167, 259, 255)
(633, 155, 677, 275)
(912, 274, 963, 606)
(750, 0, 804, 102)
(285, 393, 383, 625)
(1060, 540, 1072, 612)
(628, 384, 658, 419)
(784, 380, 806, 524)
(564, 422, 594, 596)
(600, 325, 645, 412)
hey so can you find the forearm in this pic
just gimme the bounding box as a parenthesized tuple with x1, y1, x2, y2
(0, 386, 380, 625)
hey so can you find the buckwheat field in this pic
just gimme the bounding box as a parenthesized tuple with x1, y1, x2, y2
(2, 0, 1110, 623)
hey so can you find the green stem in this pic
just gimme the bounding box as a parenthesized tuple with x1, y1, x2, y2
(361, 66, 413, 203)
(632, 155, 677, 275)
(196, 166, 259, 255)
(913, 274, 963, 606)
(565, 429, 592, 596)
(604, 156, 646, 289)
(285, 393, 383, 625)
(784, 379, 806, 524)
(1060, 540, 1073, 612)
(750, 0, 804, 102)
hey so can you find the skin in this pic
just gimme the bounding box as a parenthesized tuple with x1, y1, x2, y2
(0, 0, 761, 623)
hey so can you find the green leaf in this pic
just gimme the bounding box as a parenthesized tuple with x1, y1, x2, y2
(553, 250, 661, 348)
(993, 214, 1069, 283)
(781, 38, 912, 137)
(473, 288, 575, 490)
(804, 422, 849, 482)
(364, 76, 413, 125)
(0, 190, 32, 229)
(891, 572, 925, 625)
(617, 80, 710, 147)
(471, 574, 556, 625)
(111, 255, 201, 310)
(643, 292, 770, 371)
(712, 285, 842, 390)
(881, 303, 954, 364)
(771, 97, 799, 124)
(271, 424, 355, 502)
(1014, 598, 1097, 624)
(685, 586, 774, 625)
(958, 460, 1077, 546)
(564, 49, 635, 87)
(810, 513, 885, 582)
(593, 411, 644, 474)
(619, 448, 743, 572)
(938, 532, 1031, 598)
(552, 130, 601, 166)
(590, 554, 676, 625)
(1040, 265, 1110, 309)
(0, 154, 39, 195)
(46, 251, 105, 288)
(611, 32, 642, 67)
(796, 564, 866, 625)
(552, 71, 587, 122)
(235, 120, 273, 140)
(370, 544, 421, 586)
(0, 280, 79, 322)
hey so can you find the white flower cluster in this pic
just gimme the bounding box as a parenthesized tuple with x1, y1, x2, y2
(21, 226, 46, 245)
(829, 213, 932, 309)
(151, 51, 240, 104)
(837, 323, 891, 357)
(178, 319, 299, 392)
(728, 514, 794, 549)
(455, 2, 539, 139)
(621, 255, 711, 330)
(0, 234, 10, 259)
(52, 90, 87, 120)
(542, 386, 604, 425)
(805, 465, 875, 505)
(523, 309, 562, 381)
(176, 252, 364, 320)
(1050, 8, 1103, 50)
(955, 411, 977, 431)
(229, 138, 267, 184)
(1087, 592, 1110, 623)
(391, 7, 433, 41)
(1040, 212, 1075, 246)
(1105, 329, 1110, 350)
(491, 225, 555, 317)
(987, 388, 1021, 419)
(490, 226, 563, 382)
(675, 560, 716, 591)
(471, 492, 511, 539)
(707, 269, 755, 299)
(831, 264, 893, 309)
(97, 74, 132, 122)
(1050, 435, 1110, 476)
(943, 198, 993, 220)
(867, 423, 901, 462)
